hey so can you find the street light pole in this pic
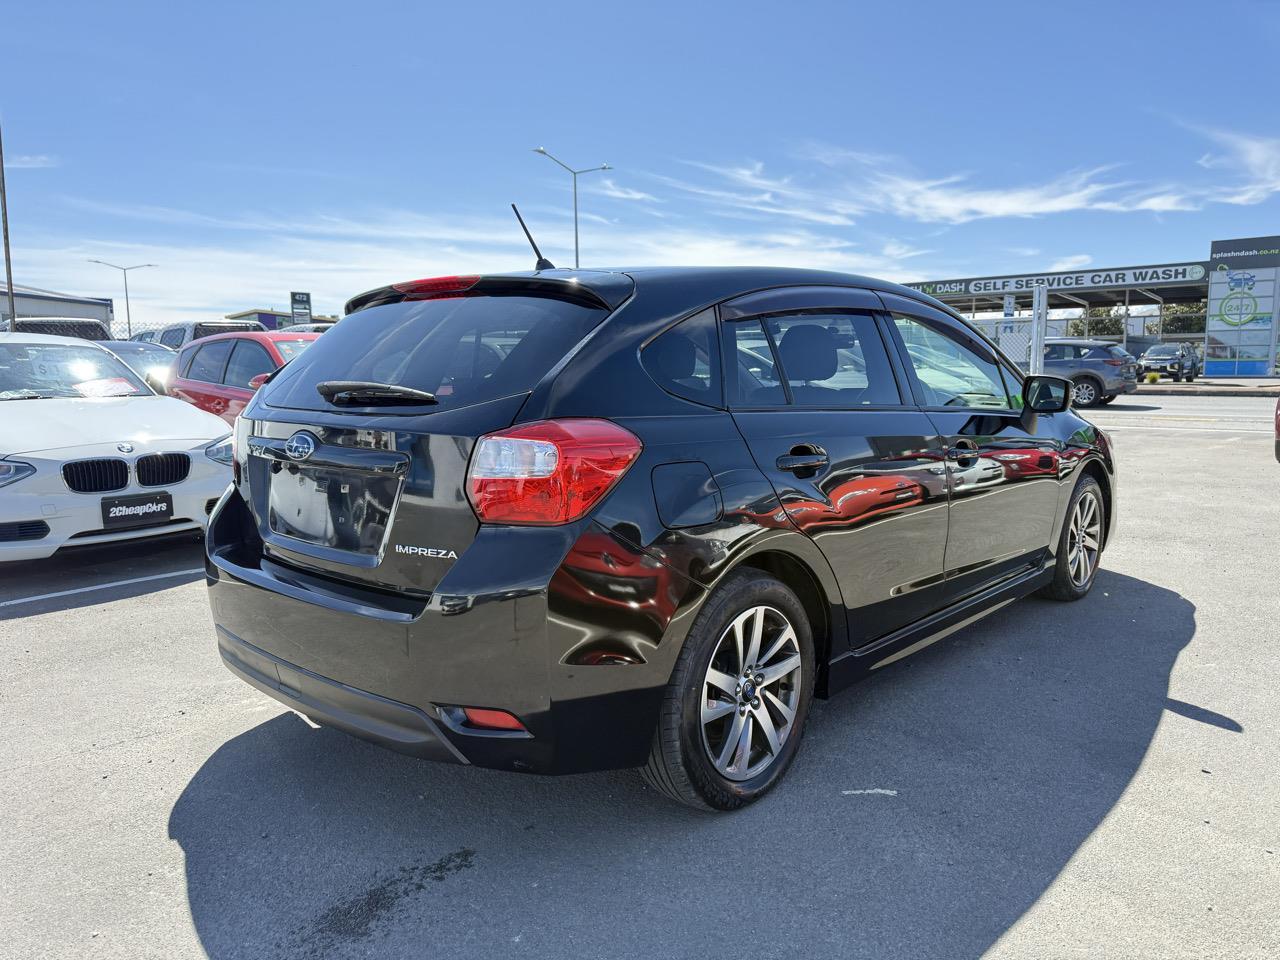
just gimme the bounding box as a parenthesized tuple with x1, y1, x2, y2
(87, 260, 156, 337)
(0, 119, 16, 326)
(532, 147, 610, 269)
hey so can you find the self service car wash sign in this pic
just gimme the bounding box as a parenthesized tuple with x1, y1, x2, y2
(1204, 236, 1280, 376)
(290, 291, 313, 327)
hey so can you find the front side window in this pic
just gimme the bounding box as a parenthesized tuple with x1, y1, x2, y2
(728, 312, 899, 407)
(223, 340, 275, 387)
(892, 313, 1012, 410)
(641, 309, 722, 406)
(187, 340, 233, 383)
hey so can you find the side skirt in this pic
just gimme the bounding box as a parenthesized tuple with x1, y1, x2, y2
(824, 562, 1054, 695)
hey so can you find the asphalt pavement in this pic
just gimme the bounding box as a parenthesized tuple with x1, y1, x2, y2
(1, 395, 1277, 960)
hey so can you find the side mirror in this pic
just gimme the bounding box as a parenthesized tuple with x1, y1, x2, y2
(144, 372, 168, 395)
(248, 373, 271, 391)
(1022, 374, 1071, 413)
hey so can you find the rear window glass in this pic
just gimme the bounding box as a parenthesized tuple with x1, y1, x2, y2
(266, 293, 609, 413)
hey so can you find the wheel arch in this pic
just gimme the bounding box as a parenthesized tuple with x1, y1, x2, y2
(1078, 458, 1114, 548)
(733, 547, 845, 698)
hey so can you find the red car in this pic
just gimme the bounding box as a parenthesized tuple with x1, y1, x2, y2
(169, 331, 319, 425)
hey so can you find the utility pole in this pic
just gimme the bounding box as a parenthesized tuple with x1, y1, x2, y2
(87, 260, 156, 337)
(531, 147, 610, 269)
(0, 119, 16, 326)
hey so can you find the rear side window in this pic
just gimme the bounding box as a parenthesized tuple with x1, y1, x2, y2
(267, 293, 609, 413)
(187, 340, 233, 383)
(729, 312, 899, 407)
(641, 309, 721, 406)
(160, 328, 186, 349)
(1105, 346, 1130, 360)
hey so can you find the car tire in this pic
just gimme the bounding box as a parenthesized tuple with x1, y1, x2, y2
(1070, 377, 1102, 408)
(1038, 475, 1105, 602)
(1173, 372, 1183, 382)
(1100, 395, 1116, 404)
(641, 569, 815, 811)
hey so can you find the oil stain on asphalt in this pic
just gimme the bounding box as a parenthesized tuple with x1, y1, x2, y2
(283, 848, 477, 957)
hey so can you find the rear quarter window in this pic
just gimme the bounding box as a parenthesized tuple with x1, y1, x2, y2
(266, 293, 609, 413)
(641, 309, 722, 406)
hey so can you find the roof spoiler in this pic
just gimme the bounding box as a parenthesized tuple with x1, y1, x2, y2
(344, 273, 633, 316)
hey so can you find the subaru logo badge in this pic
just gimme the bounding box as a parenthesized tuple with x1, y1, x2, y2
(284, 431, 318, 461)
(116, 442, 135, 454)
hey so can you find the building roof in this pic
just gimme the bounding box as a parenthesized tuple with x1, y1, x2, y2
(1, 281, 113, 305)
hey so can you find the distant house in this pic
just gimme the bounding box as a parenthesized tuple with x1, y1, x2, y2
(225, 308, 339, 331)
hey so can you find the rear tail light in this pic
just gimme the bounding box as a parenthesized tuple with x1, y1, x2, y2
(391, 275, 480, 300)
(1103, 358, 1124, 366)
(467, 419, 642, 525)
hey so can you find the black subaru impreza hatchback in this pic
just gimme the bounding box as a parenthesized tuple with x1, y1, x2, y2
(206, 266, 1115, 810)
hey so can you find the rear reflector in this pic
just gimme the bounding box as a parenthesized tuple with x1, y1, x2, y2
(391, 275, 481, 300)
(462, 707, 527, 731)
(467, 419, 642, 525)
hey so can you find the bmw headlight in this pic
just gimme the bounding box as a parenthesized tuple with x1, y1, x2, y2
(204, 435, 233, 465)
(0, 460, 35, 488)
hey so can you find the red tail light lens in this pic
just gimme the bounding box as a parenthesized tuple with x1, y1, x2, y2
(391, 275, 480, 300)
(467, 419, 642, 525)
(1103, 358, 1124, 366)
(462, 707, 527, 732)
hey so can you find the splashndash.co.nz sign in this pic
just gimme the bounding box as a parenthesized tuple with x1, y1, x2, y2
(910, 261, 1208, 298)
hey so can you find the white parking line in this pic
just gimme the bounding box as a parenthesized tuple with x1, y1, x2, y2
(0, 568, 205, 609)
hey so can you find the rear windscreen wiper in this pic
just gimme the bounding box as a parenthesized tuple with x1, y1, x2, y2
(315, 380, 439, 406)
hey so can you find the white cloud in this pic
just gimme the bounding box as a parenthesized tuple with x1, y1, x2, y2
(1196, 129, 1280, 205)
(1049, 254, 1092, 271)
(7, 154, 59, 169)
(591, 178, 659, 202)
(15, 205, 935, 332)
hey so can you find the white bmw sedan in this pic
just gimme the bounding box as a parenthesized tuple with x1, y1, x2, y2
(1, 333, 232, 562)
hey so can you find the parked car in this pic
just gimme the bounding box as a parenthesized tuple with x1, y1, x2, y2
(205, 267, 1116, 811)
(129, 330, 160, 343)
(153, 319, 267, 351)
(3, 317, 111, 340)
(1138, 342, 1200, 382)
(285, 321, 337, 333)
(168, 330, 320, 425)
(0, 333, 232, 562)
(1035, 338, 1138, 407)
(99, 339, 177, 389)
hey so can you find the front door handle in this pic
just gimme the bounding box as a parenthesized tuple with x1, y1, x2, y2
(777, 445, 829, 474)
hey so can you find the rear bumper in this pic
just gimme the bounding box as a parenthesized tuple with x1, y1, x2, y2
(204, 487, 679, 774)
(217, 625, 467, 764)
(1111, 380, 1138, 396)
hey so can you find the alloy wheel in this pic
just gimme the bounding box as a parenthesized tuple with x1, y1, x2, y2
(1072, 380, 1097, 406)
(1067, 491, 1102, 587)
(700, 606, 803, 782)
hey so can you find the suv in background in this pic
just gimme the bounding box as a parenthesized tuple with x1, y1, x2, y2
(1039, 338, 1138, 407)
(3, 317, 111, 340)
(1139, 342, 1200, 382)
(154, 319, 267, 350)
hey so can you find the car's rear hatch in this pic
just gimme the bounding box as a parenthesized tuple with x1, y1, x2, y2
(236, 273, 632, 596)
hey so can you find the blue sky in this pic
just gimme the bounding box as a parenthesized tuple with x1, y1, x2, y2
(3, 0, 1279, 326)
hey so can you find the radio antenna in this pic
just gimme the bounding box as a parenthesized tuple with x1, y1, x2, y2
(511, 204, 556, 271)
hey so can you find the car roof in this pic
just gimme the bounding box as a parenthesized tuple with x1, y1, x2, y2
(346, 266, 960, 319)
(101, 339, 174, 351)
(181, 330, 321, 347)
(0, 332, 111, 347)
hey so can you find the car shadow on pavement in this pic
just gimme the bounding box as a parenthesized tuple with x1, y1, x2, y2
(169, 570, 1200, 960)
(0, 534, 205, 620)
